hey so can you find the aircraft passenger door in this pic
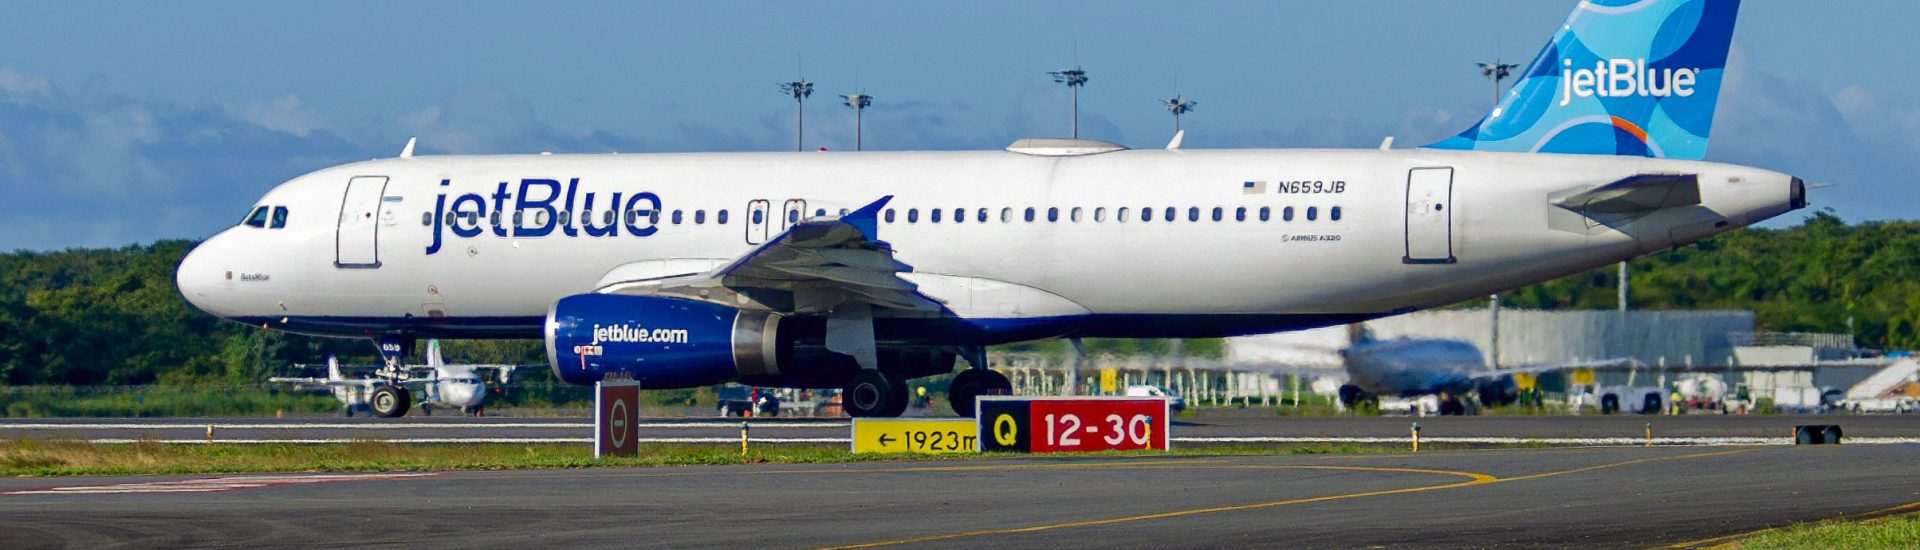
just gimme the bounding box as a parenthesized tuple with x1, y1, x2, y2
(336, 176, 389, 268)
(1403, 167, 1455, 264)
(781, 199, 808, 231)
(745, 200, 771, 245)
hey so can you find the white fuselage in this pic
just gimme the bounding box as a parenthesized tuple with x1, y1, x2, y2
(176, 147, 1797, 343)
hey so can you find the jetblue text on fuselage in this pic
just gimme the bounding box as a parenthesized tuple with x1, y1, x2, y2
(1558, 58, 1699, 107)
(426, 178, 663, 255)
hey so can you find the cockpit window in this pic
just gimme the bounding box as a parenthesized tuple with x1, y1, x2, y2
(243, 206, 269, 228)
(270, 206, 289, 229)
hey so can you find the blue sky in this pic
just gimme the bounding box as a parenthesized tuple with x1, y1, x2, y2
(1, 1, 1914, 251)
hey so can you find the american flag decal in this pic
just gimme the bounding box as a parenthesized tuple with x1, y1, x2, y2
(1242, 181, 1267, 194)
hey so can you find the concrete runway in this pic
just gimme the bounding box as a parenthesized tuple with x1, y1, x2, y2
(6, 414, 1920, 445)
(5, 445, 1920, 548)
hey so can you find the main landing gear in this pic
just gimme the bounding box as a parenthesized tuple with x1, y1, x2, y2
(843, 370, 910, 418)
(370, 384, 412, 418)
(948, 368, 1012, 418)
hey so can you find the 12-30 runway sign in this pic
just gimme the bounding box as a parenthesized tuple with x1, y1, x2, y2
(977, 396, 1170, 453)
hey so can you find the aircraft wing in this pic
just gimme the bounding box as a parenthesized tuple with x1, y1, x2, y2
(268, 377, 359, 389)
(598, 196, 945, 316)
(1482, 357, 1647, 378)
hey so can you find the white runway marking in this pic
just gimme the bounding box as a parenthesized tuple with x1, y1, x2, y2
(63, 436, 1920, 446)
(0, 422, 844, 430)
(1, 473, 433, 496)
(78, 437, 848, 444)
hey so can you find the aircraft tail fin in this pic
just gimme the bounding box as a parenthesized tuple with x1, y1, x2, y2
(326, 355, 343, 382)
(1425, 0, 1741, 160)
(427, 339, 444, 369)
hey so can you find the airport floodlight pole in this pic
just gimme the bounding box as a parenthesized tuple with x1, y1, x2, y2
(841, 93, 872, 151)
(1478, 60, 1520, 107)
(1161, 95, 1197, 132)
(1049, 67, 1089, 138)
(780, 80, 813, 151)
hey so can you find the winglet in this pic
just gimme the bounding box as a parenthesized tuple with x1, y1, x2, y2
(399, 137, 417, 159)
(843, 196, 893, 240)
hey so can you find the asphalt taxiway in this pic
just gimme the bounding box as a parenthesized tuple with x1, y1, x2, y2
(4, 444, 1919, 548)
(6, 414, 1920, 445)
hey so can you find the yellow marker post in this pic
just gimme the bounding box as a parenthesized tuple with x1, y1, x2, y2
(1645, 422, 1653, 447)
(1411, 423, 1421, 453)
(740, 421, 750, 456)
(852, 418, 979, 455)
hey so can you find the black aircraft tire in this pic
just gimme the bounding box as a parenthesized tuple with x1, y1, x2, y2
(882, 377, 911, 417)
(949, 369, 1013, 418)
(1600, 394, 1620, 415)
(371, 385, 412, 418)
(844, 371, 900, 418)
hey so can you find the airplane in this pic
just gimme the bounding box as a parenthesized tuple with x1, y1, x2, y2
(1232, 325, 1642, 415)
(269, 340, 517, 417)
(177, 0, 1803, 418)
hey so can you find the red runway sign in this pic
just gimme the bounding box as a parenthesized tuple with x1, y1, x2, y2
(978, 397, 1170, 453)
(595, 380, 641, 458)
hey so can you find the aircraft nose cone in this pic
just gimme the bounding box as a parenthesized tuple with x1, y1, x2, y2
(175, 240, 224, 316)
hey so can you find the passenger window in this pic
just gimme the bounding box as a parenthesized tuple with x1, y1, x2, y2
(815, 208, 826, 218)
(604, 211, 615, 225)
(695, 210, 706, 224)
(1094, 207, 1106, 222)
(243, 206, 268, 227)
(490, 211, 502, 227)
(270, 206, 288, 228)
(954, 208, 965, 223)
(1211, 207, 1223, 222)
(1259, 206, 1270, 222)
(839, 208, 849, 216)
(1025, 208, 1036, 222)
(977, 208, 988, 223)
(1283, 206, 1295, 221)
(788, 210, 799, 223)
(930, 209, 942, 223)
(1165, 207, 1176, 222)
(883, 209, 894, 223)
(1118, 207, 1130, 222)
(671, 210, 683, 224)
(1070, 207, 1083, 222)
(908, 209, 919, 223)
(1331, 206, 1343, 221)
(625, 211, 637, 225)
(1234, 207, 1246, 222)
(1047, 207, 1059, 222)
(1307, 206, 1318, 221)
(1001, 208, 1013, 223)
(513, 211, 524, 226)
(560, 211, 572, 226)
(421, 212, 433, 227)
(718, 210, 730, 224)
(1142, 207, 1154, 222)
(1188, 207, 1199, 222)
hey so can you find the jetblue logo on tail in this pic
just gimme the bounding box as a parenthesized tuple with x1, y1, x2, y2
(1427, 0, 1741, 161)
(1559, 59, 1699, 106)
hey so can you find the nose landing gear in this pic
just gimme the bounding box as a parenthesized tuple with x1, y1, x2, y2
(370, 384, 412, 418)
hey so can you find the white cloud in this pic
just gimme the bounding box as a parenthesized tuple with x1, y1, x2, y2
(227, 95, 327, 138)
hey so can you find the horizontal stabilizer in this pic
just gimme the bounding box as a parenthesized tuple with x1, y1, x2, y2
(1554, 174, 1700, 215)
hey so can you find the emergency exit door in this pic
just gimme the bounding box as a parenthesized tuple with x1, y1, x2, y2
(745, 200, 771, 244)
(781, 199, 808, 231)
(1403, 167, 1455, 264)
(336, 176, 388, 268)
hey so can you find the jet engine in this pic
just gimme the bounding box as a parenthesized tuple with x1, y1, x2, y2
(546, 294, 792, 388)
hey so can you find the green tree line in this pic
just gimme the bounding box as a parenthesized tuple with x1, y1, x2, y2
(0, 211, 1912, 386)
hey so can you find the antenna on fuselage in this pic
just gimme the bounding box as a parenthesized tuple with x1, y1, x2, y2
(399, 137, 417, 159)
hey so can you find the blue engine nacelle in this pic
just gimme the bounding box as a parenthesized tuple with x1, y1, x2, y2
(545, 294, 791, 388)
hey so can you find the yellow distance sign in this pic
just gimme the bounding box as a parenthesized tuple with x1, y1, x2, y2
(851, 418, 979, 455)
